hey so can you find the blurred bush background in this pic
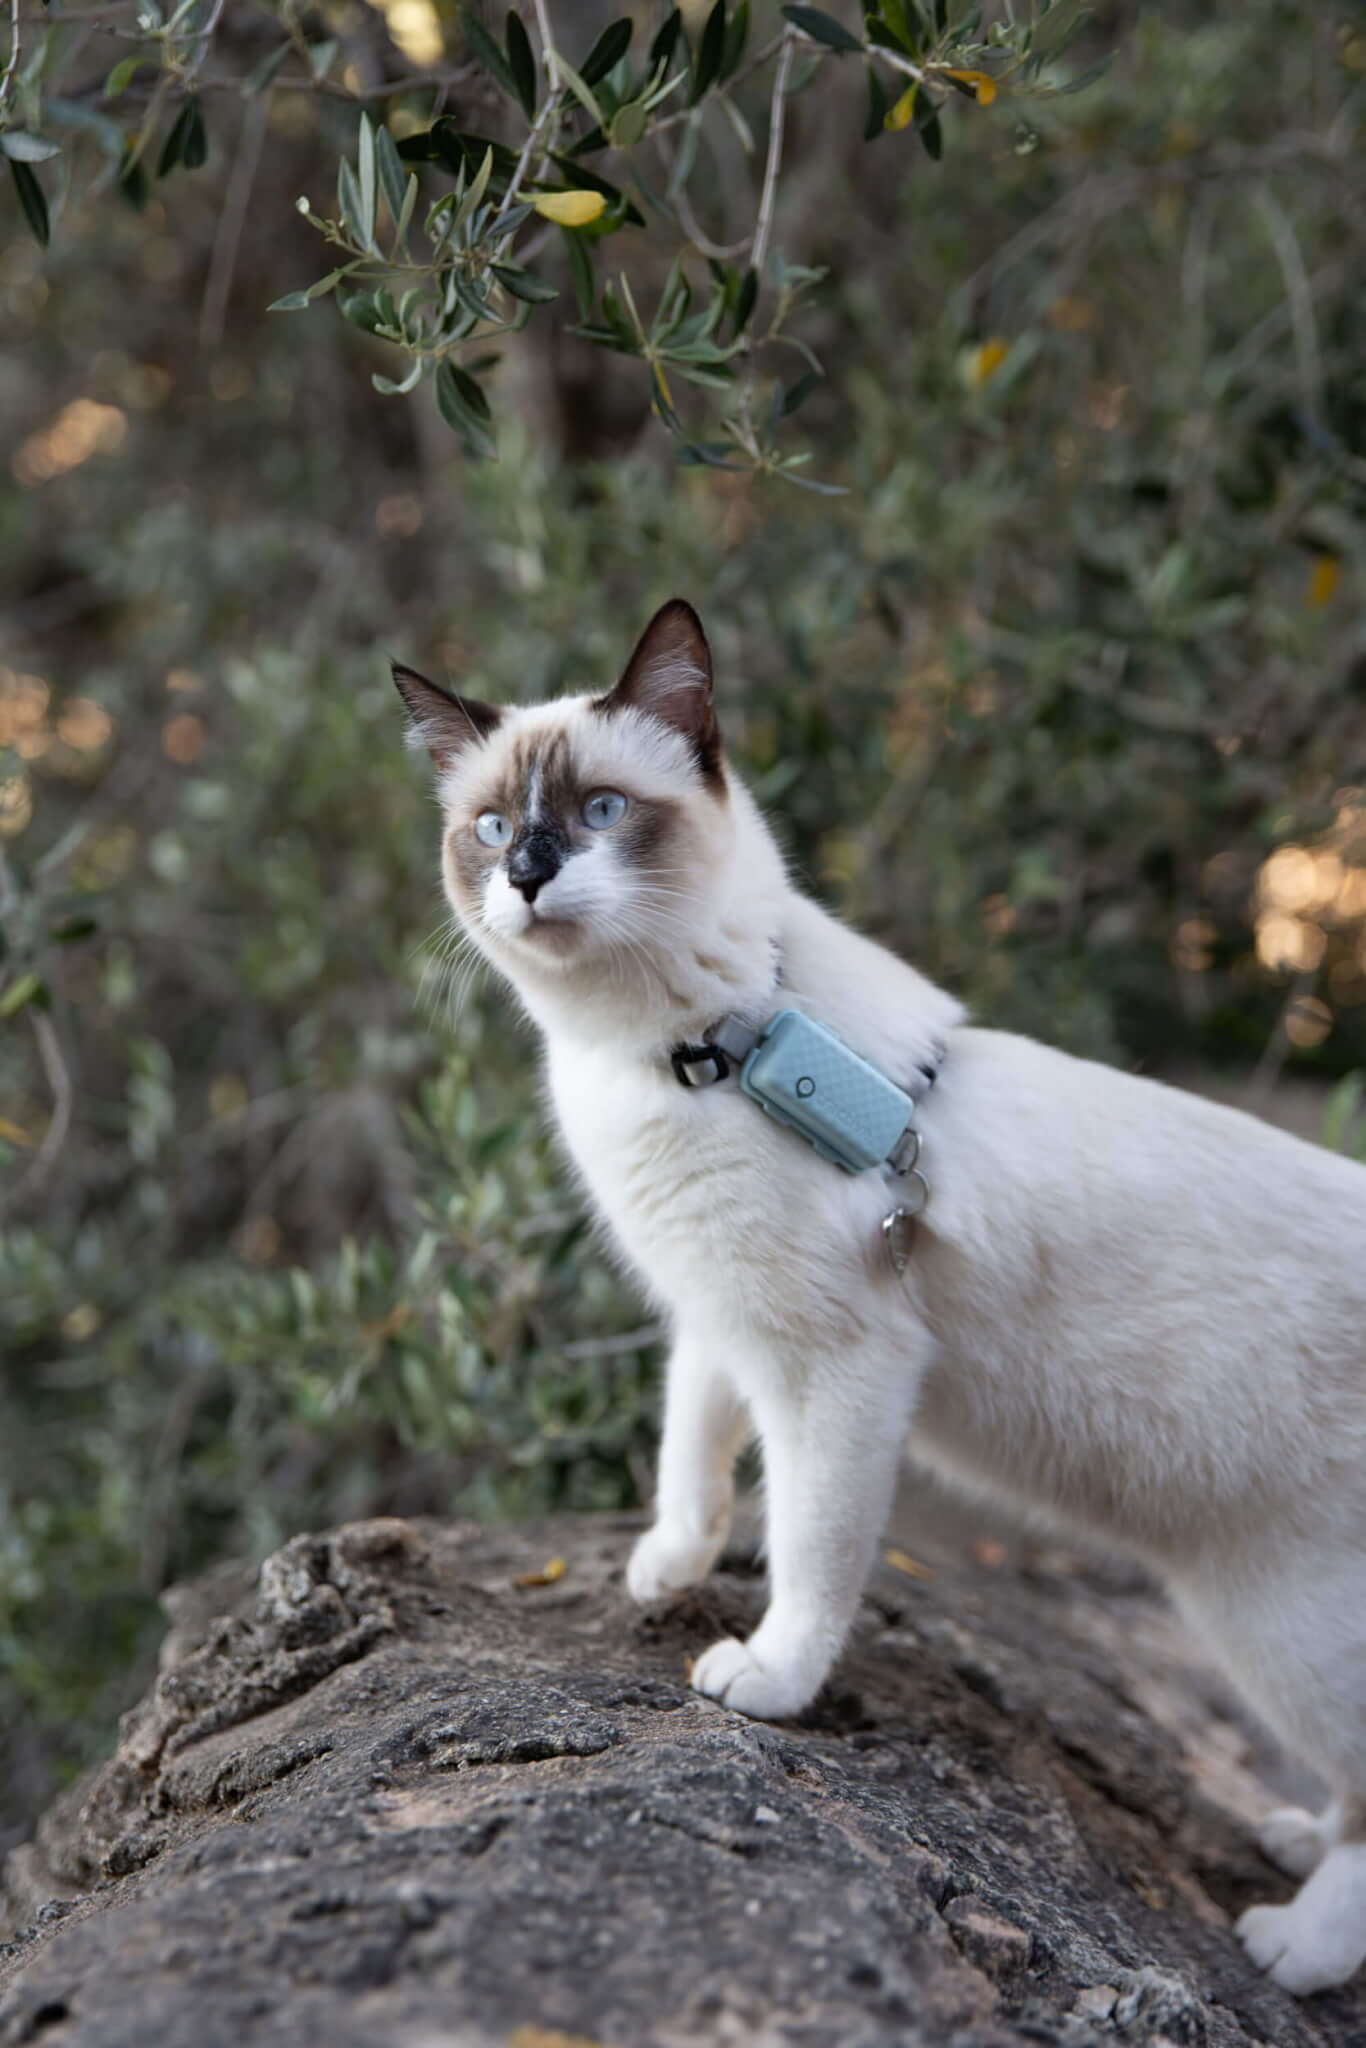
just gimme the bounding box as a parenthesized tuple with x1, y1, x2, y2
(2, 0, 1364, 1860)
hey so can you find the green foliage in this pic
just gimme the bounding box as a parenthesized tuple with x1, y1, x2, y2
(1, 0, 1109, 472)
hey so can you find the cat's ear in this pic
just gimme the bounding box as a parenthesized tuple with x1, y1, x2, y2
(595, 598, 723, 786)
(392, 662, 502, 773)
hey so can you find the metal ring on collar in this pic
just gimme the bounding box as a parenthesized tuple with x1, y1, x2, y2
(888, 1125, 921, 1176)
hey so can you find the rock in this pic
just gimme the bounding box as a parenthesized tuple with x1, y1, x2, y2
(942, 1898, 1032, 1985)
(1, 1508, 1363, 2047)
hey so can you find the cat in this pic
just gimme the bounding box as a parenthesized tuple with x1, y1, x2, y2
(394, 597, 1366, 1997)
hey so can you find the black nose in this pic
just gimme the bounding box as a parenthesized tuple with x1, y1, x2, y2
(506, 828, 564, 904)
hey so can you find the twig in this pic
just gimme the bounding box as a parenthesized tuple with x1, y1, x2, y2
(561, 1323, 664, 1360)
(2, 1008, 73, 1217)
(0, 848, 75, 1222)
(1252, 183, 1323, 425)
(1215, 259, 1344, 391)
(672, 177, 749, 263)
(194, 61, 480, 99)
(866, 43, 925, 90)
(34, 747, 157, 883)
(490, 0, 559, 230)
(179, 0, 226, 86)
(1, 0, 20, 114)
(496, 85, 557, 227)
(529, 0, 554, 84)
(1245, 970, 1314, 1115)
(199, 88, 267, 347)
(750, 26, 795, 288)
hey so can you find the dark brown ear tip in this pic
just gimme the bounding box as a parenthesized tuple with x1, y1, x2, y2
(390, 661, 504, 763)
(656, 596, 707, 637)
(391, 659, 448, 699)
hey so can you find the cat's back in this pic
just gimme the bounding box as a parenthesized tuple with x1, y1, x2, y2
(912, 1027, 1366, 1522)
(913, 1015, 1366, 1417)
(923, 1024, 1366, 1269)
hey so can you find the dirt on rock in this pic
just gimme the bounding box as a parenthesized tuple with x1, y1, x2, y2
(2, 1506, 1363, 2048)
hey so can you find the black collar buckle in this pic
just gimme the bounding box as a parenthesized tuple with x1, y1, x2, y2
(670, 1041, 731, 1089)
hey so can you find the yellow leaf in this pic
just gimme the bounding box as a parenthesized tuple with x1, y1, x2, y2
(1306, 554, 1340, 608)
(884, 86, 916, 132)
(947, 69, 997, 105)
(531, 190, 606, 227)
(0, 1115, 33, 1147)
(962, 336, 1009, 389)
(883, 1546, 934, 1580)
(514, 1554, 567, 1587)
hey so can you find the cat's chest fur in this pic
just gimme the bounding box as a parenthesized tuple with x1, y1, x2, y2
(544, 1033, 893, 1341)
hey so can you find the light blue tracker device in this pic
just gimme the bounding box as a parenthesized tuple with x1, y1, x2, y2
(738, 1010, 915, 1174)
(668, 1003, 941, 1270)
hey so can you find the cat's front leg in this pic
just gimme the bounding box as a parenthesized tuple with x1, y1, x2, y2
(627, 1333, 751, 1603)
(691, 1358, 915, 1720)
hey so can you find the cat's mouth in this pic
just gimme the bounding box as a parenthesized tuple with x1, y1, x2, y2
(498, 904, 584, 956)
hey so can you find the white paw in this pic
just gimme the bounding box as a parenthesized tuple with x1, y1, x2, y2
(626, 1522, 719, 1605)
(1259, 1806, 1331, 1879)
(1237, 1854, 1366, 1996)
(1237, 1904, 1333, 1994)
(690, 1636, 815, 1720)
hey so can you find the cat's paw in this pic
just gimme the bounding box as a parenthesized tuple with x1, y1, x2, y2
(1236, 1903, 1337, 1995)
(690, 1636, 813, 1720)
(1237, 1860, 1366, 1996)
(1258, 1806, 1332, 1879)
(626, 1522, 718, 1605)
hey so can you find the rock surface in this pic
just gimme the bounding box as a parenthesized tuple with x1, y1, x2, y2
(2, 1507, 1364, 2048)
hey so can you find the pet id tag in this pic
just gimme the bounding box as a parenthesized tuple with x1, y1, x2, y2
(881, 1207, 915, 1274)
(881, 1166, 929, 1275)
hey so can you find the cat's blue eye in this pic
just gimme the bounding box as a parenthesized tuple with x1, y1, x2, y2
(583, 790, 628, 831)
(475, 812, 512, 848)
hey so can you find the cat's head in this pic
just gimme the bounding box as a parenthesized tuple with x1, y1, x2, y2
(394, 600, 776, 1024)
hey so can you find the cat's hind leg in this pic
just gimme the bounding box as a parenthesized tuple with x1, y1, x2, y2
(627, 1332, 750, 1603)
(1215, 1549, 1366, 1992)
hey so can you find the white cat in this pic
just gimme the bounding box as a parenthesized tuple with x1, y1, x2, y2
(395, 598, 1366, 1997)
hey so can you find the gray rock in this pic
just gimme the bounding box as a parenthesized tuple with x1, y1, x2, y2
(1, 1510, 1362, 2047)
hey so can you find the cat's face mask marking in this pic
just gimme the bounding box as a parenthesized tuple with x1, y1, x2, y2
(394, 600, 729, 977)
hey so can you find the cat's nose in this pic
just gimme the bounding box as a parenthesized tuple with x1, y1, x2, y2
(507, 829, 564, 904)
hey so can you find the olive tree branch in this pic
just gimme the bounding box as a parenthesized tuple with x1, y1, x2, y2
(200, 86, 268, 345)
(490, 0, 561, 233)
(1, 0, 21, 116)
(750, 25, 795, 288)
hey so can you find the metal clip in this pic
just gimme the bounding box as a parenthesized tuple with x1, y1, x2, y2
(888, 1123, 921, 1177)
(670, 1042, 730, 1089)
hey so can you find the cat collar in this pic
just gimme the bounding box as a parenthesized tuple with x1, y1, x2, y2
(669, 1008, 942, 1250)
